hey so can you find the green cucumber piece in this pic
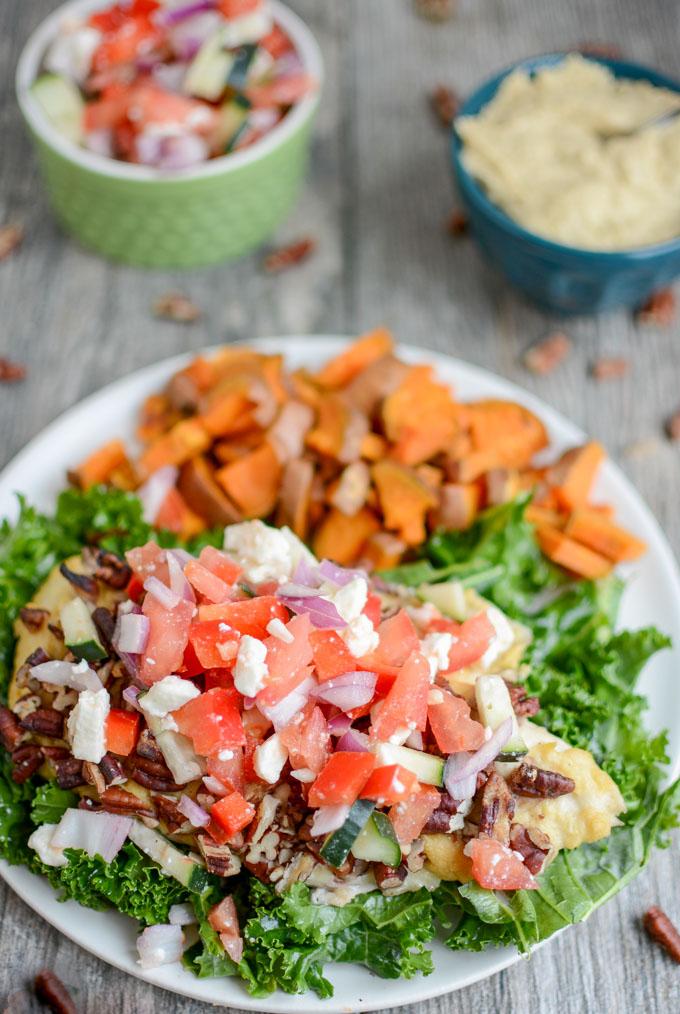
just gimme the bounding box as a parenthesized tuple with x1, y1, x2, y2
(184, 29, 234, 101)
(31, 73, 84, 144)
(373, 743, 444, 786)
(417, 581, 466, 621)
(217, 94, 251, 152)
(227, 44, 257, 90)
(319, 799, 375, 868)
(351, 811, 401, 866)
(128, 821, 209, 893)
(475, 674, 527, 759)
(60, 597, 107, 662)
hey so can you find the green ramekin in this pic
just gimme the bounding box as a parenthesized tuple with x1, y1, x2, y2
(16, 0, 323, 268)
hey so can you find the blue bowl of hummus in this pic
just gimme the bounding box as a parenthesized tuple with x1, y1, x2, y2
(452, 53, 680, 315)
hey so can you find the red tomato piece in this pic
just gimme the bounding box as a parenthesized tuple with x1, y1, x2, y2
(179, 640, 204, 678)
(139, 595, 193, 684)
(364, 593, 382, 628)
(210, 791, 255, 837)
(247, 74, 315, 108)
(126, 573, 145, 603)
(105, 708, 140, 756)
(430, 612, 495, 672)
(92, 19, 163, 72)
(131, 83, 216, 130)
(428, 689, 486, 754)
(204, 668, 238, 695)
(217, 0, 263, 16)
(197, 597, 288, 638)
(307, 751, 375, 807)
(199, 546, 242, 585)
(256, 664, 313, 709)
(279, 705, 330, 775)
(208, 895, 243, 964)
(83, 86, 132, 132)
(469, 838, 538, 890)
(264, 613, 313, 684)
(126, 540, 169, 583)
(362, 609, 419, 670)
(371, 649, 430, 742)
(207, 747, 244, 794)
(259, 24, 293, 59)
(361, 764, 419, 804)
(188, 620, 239, 670)
(174, 688, 245, 756)
(185, 560, 232, 604)
(388, 785, 441, 844)
(309, 629, 355, 681)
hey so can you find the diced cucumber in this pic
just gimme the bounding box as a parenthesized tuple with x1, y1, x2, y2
(351, 811, 401, 867)
(475, 674, 528, 760)
(60, 596, 107, 662)
(216, 95, 251, 152)
(128, 821, 209, 893)
(373, 743, 445, 787)
(31, 73, 84, 144)
(417, 581, 467, 621)
(184, 29, 234, 101)
(227, 44, 257, 90)
(319, 798, 375, 868)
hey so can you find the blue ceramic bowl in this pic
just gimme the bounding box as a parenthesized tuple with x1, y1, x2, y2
(452, 53, 680, 315)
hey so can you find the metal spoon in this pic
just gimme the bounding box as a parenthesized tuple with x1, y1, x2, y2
(599, 106, 680, 140)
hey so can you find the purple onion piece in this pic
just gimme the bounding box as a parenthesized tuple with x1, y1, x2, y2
(317, 559, 367, 587)
(336, 729, 370, 753)
(143, 575, 181, 611)
(177, 794, 210, 828)
(156, 0, 217, 27)
(443, 717, 513, 799)
(278, 595, 346, 630)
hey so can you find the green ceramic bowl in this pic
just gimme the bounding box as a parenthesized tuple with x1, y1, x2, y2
(16, 0, 323, 268)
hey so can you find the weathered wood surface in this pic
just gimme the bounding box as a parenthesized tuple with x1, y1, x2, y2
(1, 0, 680, 1011)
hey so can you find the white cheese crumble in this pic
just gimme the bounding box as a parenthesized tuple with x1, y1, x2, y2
(341, 614, 379, 658)
(481, 606, 515, 668)
(266, 617, 294, 643)
(28, 823, 67, 868)
(224, 520, 315, 583)
(388, 727, 412, 746)
(326, 577, 368, 624)
(233, 634, 269, 696)
(44, 25, 101, 83)
(290, 767, 316, 783)
(140, 675, 199, 718)
(67, 687, 109, 763)
(421, 631, 453, 681)
(254, 734, 288, 783)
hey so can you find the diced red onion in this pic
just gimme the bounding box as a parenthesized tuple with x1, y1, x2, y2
(151, 61, 189, 93)
(336, 728, 370, 753)
(30, 659, 100, 692)
(257, 676, 316, 730)
(405, 730, 424, 751)
(318, 559, 367, 587)
(202, 774, 228, 796)
(310, 803, 350, 837)
(278, 595, 346, 629)
(137, 923, 185, 969)
(137, 465, 178, 524)
(113, 612, 150, 655)
(157, 133, 209, 171)
(311, 671, 377, 712)
(292, 558, 322, 587)
(167, 547, 194, 568)
(276, 582, 319, 598)
(276, 52, 305, 78)
(122, 685, 143, 711)
(157, 0, 216, 27)
(84, 128, 114, 157)
(143, 575, 181, 610)
(166, 551, 195, 603)
(169, 903, 197, 926)
(52, 809, 131, 863)
(327, 713, 352, 737)
(444, 717, 513, 799)
(177, 794, 210, 827)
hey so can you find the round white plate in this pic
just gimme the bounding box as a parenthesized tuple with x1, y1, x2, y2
(1, 337, 679, 1012)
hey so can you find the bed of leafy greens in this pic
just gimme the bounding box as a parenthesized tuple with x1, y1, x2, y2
(0, 487, 678, 998)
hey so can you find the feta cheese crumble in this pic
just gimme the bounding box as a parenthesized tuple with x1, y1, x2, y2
(224, 520, 315, 584)
(341, 614, 379, 658)
(45, 25, 101, 84)
(327, 577, 368, 624)
(481, 606, 515, 668)
(421, 631, 453, 681)
(266, 617, 294, 643)
(140, 675, 199, 718)
(67, 686, 110, 763)
(233, 634, 269, 696)
(254, 734, 288, 783)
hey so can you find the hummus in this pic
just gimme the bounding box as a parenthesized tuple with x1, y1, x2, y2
(458, 54, 680, 250)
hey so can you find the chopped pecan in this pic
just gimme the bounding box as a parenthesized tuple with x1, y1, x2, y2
(91, 607, 116, 655)
(508, 763, 575, 798)
(59, 563, 98, 599)
(478, 771, 515, 843)
(0, 705, 23, 751)
(446, 209, 468, 236)
(11, 744, 43, 783)
(509, 823, 550, 875)
(578, 41, 623, 59)
(198, 835, 242, 877)
(263, 238, 316, 274)
(415, 0, 455, 22)
(153, 291, 202, 323)
(0, 358, 26, 383)
(18, 606, 50, 631)
(34, 969, 77, 1014)
(24, 647, 51, 669)
(53, 756, 85, 789)
(87, 548, 131, 589)
(666, 409, 680, 442)
(643, 906, 680, 964)
(41, 745, 70, 761)
(523, 331, 571, 376)
(430, 84, 459, 127)
(83, 760, 107, 795)
(153, 794, 188, 833)
(507, 683, 540, 717)
(99, 753, 126, 785)
(13, 694, 41, 720)
(101, 786, 154, 815)
(636, 288, 676, 327)
(374, 862, 408, 890)
(591, 356, 629, 381)
(132, 754, 175, 779)
(423, 809, 458, 833)
(136, 729, 165, 764)
(19, 707, 64, 738)
(131, 766, 182, 793)
(0, 223, 24, 261)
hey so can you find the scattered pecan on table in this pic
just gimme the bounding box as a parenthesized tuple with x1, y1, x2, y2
(591, 356, 630, 381)
(34, 969, 77, 1014)
(577, 41, 624, 59)
(643, 906, 680, 964)
(0, 223, 24, 261)
(523, 331, 572, 375)
(429, 84, 459, 127)
(0, 357, 26, 383)
(508, 763, 575, 798)
(414, 0, 456, 22)
(263, 237, 316, 274)
(446, 209, 468, 236)
(636, 288, 677, 326)
(153, 291, 202, 323)
(666, 409, 680, 442)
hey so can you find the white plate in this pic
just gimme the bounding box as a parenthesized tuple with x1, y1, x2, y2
(1, 336, 679, 1012)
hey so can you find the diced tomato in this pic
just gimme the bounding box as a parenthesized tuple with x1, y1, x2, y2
(256, 664, 313, 709)
(90, 0, 159, 30)
(175, 687, 245, 756)
(83, 85, 132, 132)
(207, 747, 244, 794)
(132, 83, 217, 130)
(310, 629, 355, 681)
(208, 895, 243, 964)
(217, 0, 263, 16)
(210, 791, 255, 837)
(361, 764, 419, 804)
(469, 838, 538, 890)
(429, 612, 495, 672)
(205, 818, 231, 846)
(126, 573, 145, 603)
(92, 19, 163, 72)
(126, 540, 169, 584)
(371, 649, 430, 741)
(264, 613, 313, 683)
(388, 785, 440, 844)
(185, 560, 232, 604)
(428, 689, 486, 754)
(204, 668, 238, 696)
(247, 74, 315, 108)
(307, 751, 375, 807)
(197, 597, 288, 638)
(279, 705, 330, 775)
(364, 593, 382, 628)
(362, 610, 419, 670)
(199, 546, 242, 585)
(105, 708, 140, 756)
(259, 24, 293, 59)
(179, 640, 204, 678)
(139, 595, 193, 684)
(189, 620, 239, 669)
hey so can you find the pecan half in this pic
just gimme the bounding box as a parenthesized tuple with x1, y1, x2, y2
(19, 606, 50, 632)
(430, 84, 459, 127)
(0, 223, 24, 261)
(153, 794, 187, 833)
(507, 683, 540, 717)
(20, 707, 64, 738)
(0, 358, 26, 383)
(478, 771, 515, 843)
(0, 705, 23, 751)
(263, 238, 316, 274)
(508, 763, 575, 798)
(591, 356, 629, 381)
(53, 756, 85, 789)
(509, 823, 551, 875)
(446, 209, 468, 236)
(136, 729, 165, 764)
(11, 744, 43, 783)
(666, 409, 680, 442)
(643, 906, 680, 964)
(636, 288, 676, 327)
(101, 786, 154, 816)
(41, 745, 69, 761)
(153, 291, 202, 323)
(91, 607, 116, 655)
(373, 862, 408, 890)
(99, 753, 126, 785)
(131, 766, 182, 793)
(59, 563, 98, 600)
(523, 331, 571, 376)
(24, 647, 51, 669)
(34, 969, 77, 1014)
(198, 836, 242, 877)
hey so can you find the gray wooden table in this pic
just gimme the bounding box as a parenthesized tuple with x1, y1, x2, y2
(2, 1, 680, 1011)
